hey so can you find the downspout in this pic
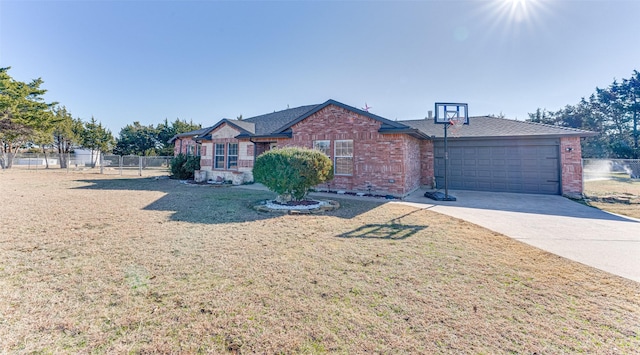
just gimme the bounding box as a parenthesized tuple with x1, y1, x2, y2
(249, 137, 257, 165)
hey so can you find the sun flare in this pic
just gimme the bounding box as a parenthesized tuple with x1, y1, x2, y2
(478, 0, 552, 39)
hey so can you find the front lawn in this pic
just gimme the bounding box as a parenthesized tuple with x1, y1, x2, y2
(584, 176, 640, 219)
(1, 171, 638, 353)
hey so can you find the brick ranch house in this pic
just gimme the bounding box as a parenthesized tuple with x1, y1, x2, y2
(170, 99, 595, 198)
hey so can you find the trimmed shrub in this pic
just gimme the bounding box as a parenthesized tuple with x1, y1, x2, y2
(253, 147, 334, 201)
(170, 154, 201, 180)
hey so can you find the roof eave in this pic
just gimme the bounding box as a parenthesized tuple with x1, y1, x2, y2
(378, 127, 432, 140)
(234, 132, 293, 140)
(430, 132, 597, 140)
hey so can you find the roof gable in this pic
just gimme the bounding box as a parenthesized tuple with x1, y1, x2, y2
(167, 126, 210, 143)
(273, 99, 408, 133)
(196, 119, 255, 141)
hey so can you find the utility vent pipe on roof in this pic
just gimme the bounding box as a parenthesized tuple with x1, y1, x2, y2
(427, 110, 433, 120)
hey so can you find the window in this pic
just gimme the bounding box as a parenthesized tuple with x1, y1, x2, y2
(214, 143, 225, 169)
(187, 144, 195, 156)
(334, 140, 353, 175)
(313, 140, 331, 157)
(227, 143, 238, 169)
(201, 145, 207, 156)
(195, 144, 202, 156)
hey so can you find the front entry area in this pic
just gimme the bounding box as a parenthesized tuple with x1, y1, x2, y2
(434, 138, 561, 195)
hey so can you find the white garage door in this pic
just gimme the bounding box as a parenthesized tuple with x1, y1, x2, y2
(434, 138, 561, 195)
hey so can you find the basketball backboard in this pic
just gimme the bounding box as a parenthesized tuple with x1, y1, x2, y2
(434, 103, 469, 125)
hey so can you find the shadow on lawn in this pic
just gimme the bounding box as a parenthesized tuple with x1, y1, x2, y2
(337, 224, 425, 240)
(337, 208, 427, 239)
(74, 177, 384, 224)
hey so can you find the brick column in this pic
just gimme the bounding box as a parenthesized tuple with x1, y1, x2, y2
(560, 137, 583, 198)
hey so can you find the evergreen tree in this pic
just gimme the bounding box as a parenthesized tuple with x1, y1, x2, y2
(80, 116, 114, 167)
(527, 70, 640, 158)
(51, 106, 83, 168)
(114, 121, 159, 156)
(0, 67, 57, 168)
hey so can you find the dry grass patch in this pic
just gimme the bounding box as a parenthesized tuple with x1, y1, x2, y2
(1, 170, 639, 353)
(584, 177, 640, 219)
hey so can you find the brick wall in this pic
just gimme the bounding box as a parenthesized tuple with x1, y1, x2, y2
(173, 137, 197, 155)
(560, 136, 584, 197)
(198, 124, 253, 184)
(420, 140, 435, 187)
(281, 104, 421, 196)
(403, 136, 422, 193)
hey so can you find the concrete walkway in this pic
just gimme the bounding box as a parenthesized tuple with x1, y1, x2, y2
(402, 189, 640, 283)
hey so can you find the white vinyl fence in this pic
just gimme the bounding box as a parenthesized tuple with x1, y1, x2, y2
(3, 152, 172, 176)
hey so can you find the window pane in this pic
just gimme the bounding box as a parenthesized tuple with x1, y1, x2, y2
(335, 140, 353, 157)
(334, 140, 353, 175)
(214, 143, 225, 169)
(215, 156, 224, 168)
(313, 140, 330, 156)
(335, 157, 353, 175)
(227, 143, 238, 169)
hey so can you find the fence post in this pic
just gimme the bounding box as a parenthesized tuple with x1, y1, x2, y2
(100, 153, 104, 174)
(139, 156, 143, 176)
(119, 156, 123, 175)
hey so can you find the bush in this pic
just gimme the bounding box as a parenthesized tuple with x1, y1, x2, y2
(170, 154, 201, 179)
(253, 147, 334, 201)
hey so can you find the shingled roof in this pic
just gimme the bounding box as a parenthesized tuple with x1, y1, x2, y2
(402, 116, 596, 139)
(243, 104, 320, 135)
(171, 102, 595, 143)
(167, 126, 210, 143)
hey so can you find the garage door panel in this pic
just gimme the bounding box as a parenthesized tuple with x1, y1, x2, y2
(478, 147, 492, 156)
(491, 147, 507, 155)
(478, 159, 491, 167)
(434, 139, 560, 195)
(464, 159, 477, 167)
(507, 159, 521, 166)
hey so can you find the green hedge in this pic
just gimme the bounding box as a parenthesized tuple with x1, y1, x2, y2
(170, 154, 201, 180)
(253, 147, 334, 201)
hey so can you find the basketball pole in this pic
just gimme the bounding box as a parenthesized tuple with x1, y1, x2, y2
(425, 102, 466, 202)
(444, 121, 449, 199)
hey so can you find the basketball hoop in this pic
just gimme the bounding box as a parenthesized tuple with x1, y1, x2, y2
(424, 102, 470, 202)
(449, 117, 465, 137)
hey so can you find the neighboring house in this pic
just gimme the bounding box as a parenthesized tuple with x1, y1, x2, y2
(170, 99, 595, 197)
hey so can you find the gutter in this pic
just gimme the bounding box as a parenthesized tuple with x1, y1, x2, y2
(236, 132, 292, 139)
(378, 127, 432, 140)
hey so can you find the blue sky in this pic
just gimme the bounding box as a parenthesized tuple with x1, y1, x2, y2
(1, 0, 639, 135)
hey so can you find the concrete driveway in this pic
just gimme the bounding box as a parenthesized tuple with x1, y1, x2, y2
(402, 189, 640, 283)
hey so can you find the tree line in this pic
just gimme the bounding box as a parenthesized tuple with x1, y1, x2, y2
(527, 70, 640, 158)
(113, 119, 201, 156)
(0, 67, 201, 169)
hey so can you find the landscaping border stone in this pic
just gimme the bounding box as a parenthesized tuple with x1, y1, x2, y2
(253, 199, 340, 214)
